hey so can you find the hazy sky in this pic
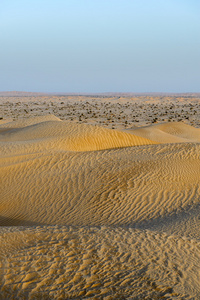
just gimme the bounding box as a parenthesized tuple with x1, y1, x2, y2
(0, 0, 200, 93)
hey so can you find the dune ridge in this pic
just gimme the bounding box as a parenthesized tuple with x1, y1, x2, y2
(0, 115, 200, 299)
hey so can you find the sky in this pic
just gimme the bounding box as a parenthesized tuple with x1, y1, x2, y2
(0, 0, 200, 93)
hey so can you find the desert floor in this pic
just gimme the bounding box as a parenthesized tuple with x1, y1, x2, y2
(0, 95, 200, 299)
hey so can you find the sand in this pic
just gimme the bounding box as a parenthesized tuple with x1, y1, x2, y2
(0, 95, 200, 299)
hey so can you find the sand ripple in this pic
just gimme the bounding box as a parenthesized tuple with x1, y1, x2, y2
(0, 226, 200, 299)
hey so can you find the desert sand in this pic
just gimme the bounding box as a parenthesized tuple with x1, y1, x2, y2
(0, 95, 200, 299)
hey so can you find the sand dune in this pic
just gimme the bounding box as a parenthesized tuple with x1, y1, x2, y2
(126, 121, 200, 144)
(0, 114, 61, 129)
(0, 115, 200, 299)
(0, 116, 156, 154)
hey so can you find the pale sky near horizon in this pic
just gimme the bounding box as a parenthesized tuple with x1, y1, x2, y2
(0, 0, 200, 93)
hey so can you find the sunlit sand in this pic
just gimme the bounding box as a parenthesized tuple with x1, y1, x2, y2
(0, 95, 200, 299)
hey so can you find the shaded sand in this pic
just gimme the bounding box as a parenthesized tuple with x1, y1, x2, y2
(0, 114, 200, 299)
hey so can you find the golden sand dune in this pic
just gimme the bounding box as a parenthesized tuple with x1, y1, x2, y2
(126, 121, 200, 143)
(0, 116, 200, 299)
(0, 114, 61, 129)
(0, 116, 156, 154)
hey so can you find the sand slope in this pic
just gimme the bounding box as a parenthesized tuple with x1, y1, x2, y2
(0, 116, 200, 299)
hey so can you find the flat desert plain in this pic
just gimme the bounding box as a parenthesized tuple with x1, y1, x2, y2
(0, 94, 200, 299)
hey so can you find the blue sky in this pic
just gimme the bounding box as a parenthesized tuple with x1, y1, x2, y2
(0, 0, 199, 93)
